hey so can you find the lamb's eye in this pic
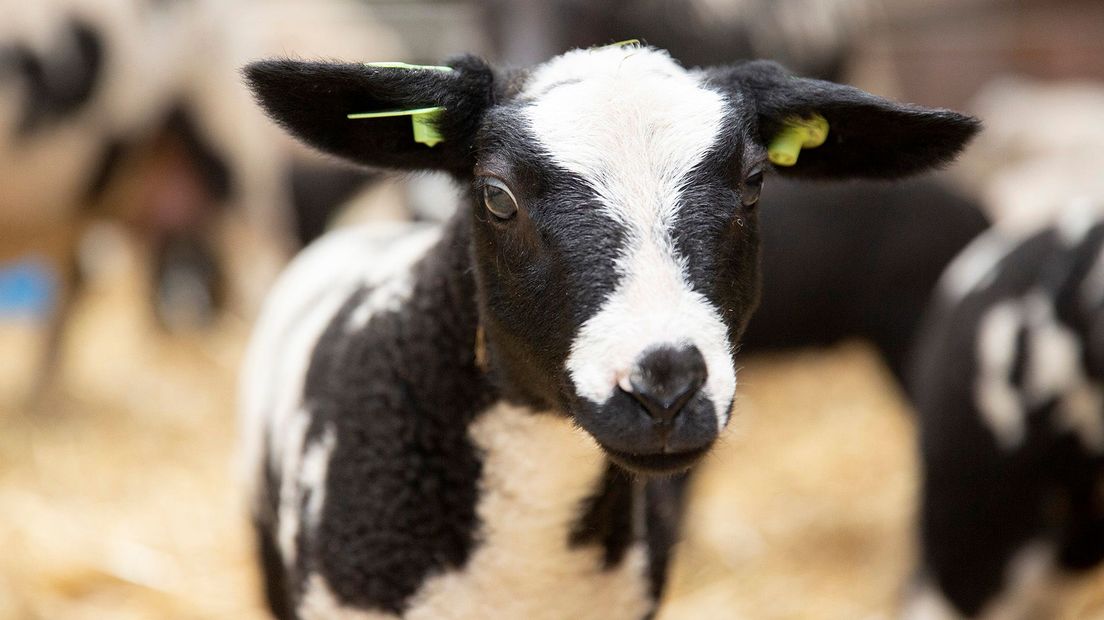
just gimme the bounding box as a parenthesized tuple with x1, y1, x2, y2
(482, 177, 518, 220)
(741, 171, 764, 207)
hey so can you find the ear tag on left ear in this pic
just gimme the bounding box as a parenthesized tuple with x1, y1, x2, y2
(768, 113, 829, 166)
(347, 106, 448, 147)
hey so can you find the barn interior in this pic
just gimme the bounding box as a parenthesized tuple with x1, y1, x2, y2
(2, 0, 1104, 618)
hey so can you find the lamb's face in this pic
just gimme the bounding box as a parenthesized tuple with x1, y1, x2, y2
(245, 43, 979, 475)
(470, 48, 761, 474)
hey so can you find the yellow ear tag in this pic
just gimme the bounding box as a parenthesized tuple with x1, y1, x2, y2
(347, 63, 455, 147)
(768, 113, 829, 166)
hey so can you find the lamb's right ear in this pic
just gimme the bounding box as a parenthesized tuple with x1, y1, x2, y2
(244, 56, 494, 174)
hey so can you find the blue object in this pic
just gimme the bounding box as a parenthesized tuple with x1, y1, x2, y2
(0, 257, 57, 319)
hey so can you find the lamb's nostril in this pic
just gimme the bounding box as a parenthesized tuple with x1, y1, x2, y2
(621, 345, 707, 426)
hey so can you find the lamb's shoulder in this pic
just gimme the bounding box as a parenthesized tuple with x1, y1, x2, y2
(240, 221, 485, 614)
(239, 222, 443, 501)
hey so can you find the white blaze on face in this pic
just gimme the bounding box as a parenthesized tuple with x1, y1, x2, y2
(522, 46, 737, 428)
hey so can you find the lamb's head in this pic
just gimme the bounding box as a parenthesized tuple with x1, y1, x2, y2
(246, 45, 978, 474)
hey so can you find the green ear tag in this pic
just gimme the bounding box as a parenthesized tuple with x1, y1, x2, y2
(768, 113, 829, 166)
(410, 109, 446, 147)
(347, 62, 455, 147)
(347, 107, 448, 147)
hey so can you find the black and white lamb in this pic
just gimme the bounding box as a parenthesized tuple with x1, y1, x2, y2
(239, 44, 977, 619)
(904, 200, 1104, 619)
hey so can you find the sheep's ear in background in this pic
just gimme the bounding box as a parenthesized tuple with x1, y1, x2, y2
(244, 56, 494, 175)
(708, 60, 981, 179)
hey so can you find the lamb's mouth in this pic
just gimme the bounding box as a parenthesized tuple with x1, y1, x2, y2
(600, 444, 712, 475)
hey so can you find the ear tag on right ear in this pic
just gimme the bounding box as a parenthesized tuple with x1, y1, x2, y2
(348, 62, 455, 147)
(768, 113, 829, 166)
(347, 107, 447, 147)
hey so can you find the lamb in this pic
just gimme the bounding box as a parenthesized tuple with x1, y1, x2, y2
(903, 200, 1104, 619)
(240, 43, 977, 619)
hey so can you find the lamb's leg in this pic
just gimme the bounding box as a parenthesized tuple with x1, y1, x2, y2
(569, 465, 690, 617)
(643, 472, 690, 601)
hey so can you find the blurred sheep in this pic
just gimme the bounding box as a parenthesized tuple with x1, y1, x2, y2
(741, 177, 989, 381)
(904, 199, 1104, 619)
(0, 0, 405, 401)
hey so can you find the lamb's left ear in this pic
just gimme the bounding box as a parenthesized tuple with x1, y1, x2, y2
(244, 56, 495, 175)
(708, 60, 981, 179)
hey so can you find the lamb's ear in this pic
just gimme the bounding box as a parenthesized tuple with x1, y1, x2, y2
(708, 60, 980, 179)
(244, 56, 494, 174)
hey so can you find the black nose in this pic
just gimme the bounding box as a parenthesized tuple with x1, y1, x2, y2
(622, 346, 707, 426)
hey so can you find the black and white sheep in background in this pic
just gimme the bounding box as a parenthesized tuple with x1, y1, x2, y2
(239, 43, 977, 619)
(0, 0, 283, 328)
(742, 177, 989, 381)
(902, 201, 1104, 619)
(0, 0, 404, 401)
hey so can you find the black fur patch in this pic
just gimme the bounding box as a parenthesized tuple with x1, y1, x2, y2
(674, 113, 763, 350)
(908, 219, 1104, 615)
(288, 215, 494, 614)
(245, 56, 496, 176)
(12, 17, 104, 136)
(569, 464, 635, 567)
(643, 474, 689, 599)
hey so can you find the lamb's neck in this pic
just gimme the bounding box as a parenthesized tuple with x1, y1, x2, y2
(403, 210, 487, 388)
(418, 400, 653, 620)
